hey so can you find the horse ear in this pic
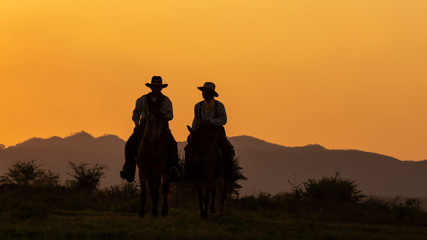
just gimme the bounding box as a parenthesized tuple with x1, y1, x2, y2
(186, 125, 192, 133)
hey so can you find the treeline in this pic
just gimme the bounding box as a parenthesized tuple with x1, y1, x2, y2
(0, 160, 426, 226)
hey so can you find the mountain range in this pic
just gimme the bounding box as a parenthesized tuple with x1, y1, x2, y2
(1, 131, 426, 197)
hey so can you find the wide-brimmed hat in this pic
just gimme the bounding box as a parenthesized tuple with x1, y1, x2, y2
(197, 82, 219, 97)
(146, 76, 168, 88)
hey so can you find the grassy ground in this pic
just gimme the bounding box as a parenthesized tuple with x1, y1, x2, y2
(1, 170, 426, 240)
(2, 208, 427, 240)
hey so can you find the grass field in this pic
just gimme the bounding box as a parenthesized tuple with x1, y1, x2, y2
(2, 208, 427, 240)
(1, 163, 427, 240)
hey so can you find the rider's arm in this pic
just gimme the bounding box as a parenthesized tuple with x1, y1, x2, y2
(132, 97, 144, 126)
(161, 96, 173, 121)
(210, 101, 227, 127)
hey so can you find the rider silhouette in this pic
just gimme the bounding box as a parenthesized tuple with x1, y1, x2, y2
(186, 82, 236, 181)
(121, 76, 180, 182)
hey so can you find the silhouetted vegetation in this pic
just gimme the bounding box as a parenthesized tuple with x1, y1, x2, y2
(231, 173, 427, 226)
(230, 157, 247, 197)
(66, 161, 106, 191)
(287, 171, 365, 205)
(1, 160, 427, 239)
(0, 160, 59, 187)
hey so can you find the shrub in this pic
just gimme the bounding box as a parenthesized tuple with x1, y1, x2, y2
(67, 162, 106, 191)
(0, 160, 59, 187)
(301, 172, 365, 204)
(229, 157, 247, 198)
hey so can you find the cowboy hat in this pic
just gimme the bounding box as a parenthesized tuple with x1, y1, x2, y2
(197, 82, 219, 97)
(146, 76, 168, 88)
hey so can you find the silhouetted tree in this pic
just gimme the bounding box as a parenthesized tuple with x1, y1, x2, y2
(0, 144, 5, 150)
(0, 160, 59, 187)
(67, 162, 106, 191)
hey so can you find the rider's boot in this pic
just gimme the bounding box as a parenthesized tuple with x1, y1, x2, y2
(121, 135, 138, 183)
(166, 135, 181, 182)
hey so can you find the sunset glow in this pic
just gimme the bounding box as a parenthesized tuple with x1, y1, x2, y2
(1, 0, 427, 160)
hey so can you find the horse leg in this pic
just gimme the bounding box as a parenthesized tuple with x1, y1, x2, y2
(203, 178, 213, 218)
(210, 180, 216, 214)
(140, 182, 146, 218)
(220, 178, 229, 213)
(161, 180, 169, 217)
(204, 188, 210, 218)
(196, 182, 206, 218)
(150, 181, 160, 217)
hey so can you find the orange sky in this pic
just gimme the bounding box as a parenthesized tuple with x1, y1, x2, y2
(1, 0, 427, 160)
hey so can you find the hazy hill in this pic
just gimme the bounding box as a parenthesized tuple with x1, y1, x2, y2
(228, 136, 427, 197)
(1, 132, 427, 197)
(0, 131, 125, 187)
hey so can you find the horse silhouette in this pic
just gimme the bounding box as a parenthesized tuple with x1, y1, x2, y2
(186, 125, 230, 218)
(137, 112, 170, 217)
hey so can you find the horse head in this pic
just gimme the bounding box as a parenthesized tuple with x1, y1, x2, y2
(186, 125, 213, 151)
(185, 125, 219, 174)
(140, 112, 167, 162)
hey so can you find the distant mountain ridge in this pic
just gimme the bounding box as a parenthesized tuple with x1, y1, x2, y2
(0, 131, 126, 187)
(1, 132, 427, 197)
(229, 136, 427, 197)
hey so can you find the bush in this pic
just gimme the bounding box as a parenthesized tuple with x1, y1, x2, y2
(231, 173, 427, 226)
(0, 160, 59, 187)
(67, 162, 106, 191)
(297, 172, 365, 204)
(229, 157, 247, 198)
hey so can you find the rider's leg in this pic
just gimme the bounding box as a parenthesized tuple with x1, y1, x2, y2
(216, 131, 237, 181)
(122, 132, 137, 182)
(121, 125, 144, 182)
(124, 133, 137, 165)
